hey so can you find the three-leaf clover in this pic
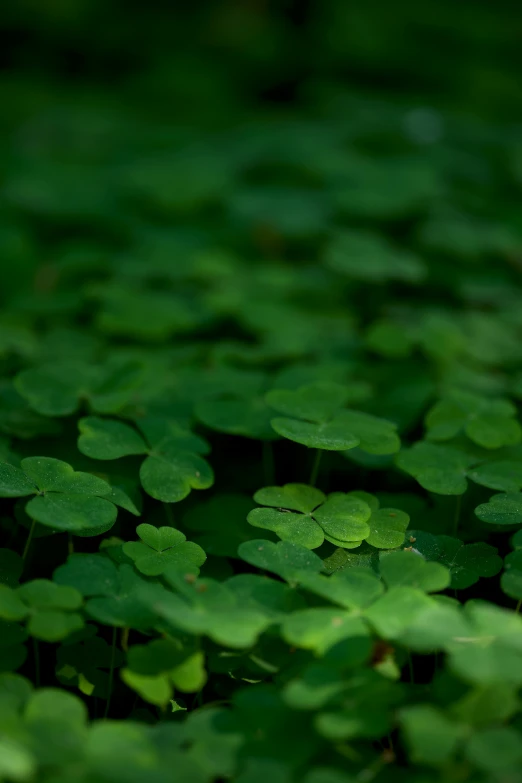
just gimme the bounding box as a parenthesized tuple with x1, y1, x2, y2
(425, 389, 521, 449)
(247, 484, 372, 549)
(0, 580, 83, 641)
(409, 532, 503, 589)
(54, 555, 158, 630)
(122, 524, 206, 576)
(265, 382, 400, 453)
(15, 357, 143, 417)
(248, 484, 409, 551)
(77, 416, 214, 503)
(0, 457, 119, 534)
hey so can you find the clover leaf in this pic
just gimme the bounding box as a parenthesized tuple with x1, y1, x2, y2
(475, 493, 522, 527)
(0, 457, 118, 534)
(324, 229, 426, 283)
(15, 358, 143, 417)
(445, 602, 522, 685)
(238, 539, 324, 583)
(426, 389, 521, 449)
(78, 416, 214, 503)
(434, 536, 502, 589)
(364, 586, 436, 639)
(400, 705, 462, 766)
(54, 555, 158, 629)
(467, 459, 522, 493)
(0, 579, 83, 642)
(396, 442, 474, 494)
(138, 576, 272, 649)
(282, 609, 369, 655)
(247, 484, 372, 549)
(501, 549, 522, 600)
(121, 638, 206, 707)
(266, 383, 400, 453)
(379, 550, 451, 592)
(195, 395, 277, 441)
(122, 523, 206, 576)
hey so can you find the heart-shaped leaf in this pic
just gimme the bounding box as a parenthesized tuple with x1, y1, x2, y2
(379, 551, 451, 593)
(247, 485, 372, 550)
(475, 493, 522, 527)
(396, 442, 473, 495)
(426, 390, 521, 449)
(122, 523, 206, 576)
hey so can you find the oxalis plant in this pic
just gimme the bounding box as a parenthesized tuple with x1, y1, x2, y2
(2, 21, 522, 783)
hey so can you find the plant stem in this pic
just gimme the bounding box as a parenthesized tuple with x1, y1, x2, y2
(104, 626, 117, 719)
(68, 533, 74, 556)
(516, 599, 521, 614)
(309, 449, 323, 486)
(163, 503, 174, 526)
(262, 440, 275, 485)
(23, 518, 36, 561)
(33, 637, 40, 688)
(452, 494, 462, 537)
(121, 627, 130, 652)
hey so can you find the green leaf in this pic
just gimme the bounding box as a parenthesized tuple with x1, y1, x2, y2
(298, 568, 384, 610)
(379, 551, 451, 592)
(248, 487, 372, 549)
(196, 396, 277, 440)
(396, 441, 472, 494)
(21, 456, 111, 495)
(465, 727, 522, 773)
(253, 483, 325, 513)
(364, 587, 436, 638)
(26, 493, 117, 534)
(0, 586, 29, 621)
(475, 493, 522, 526)
(270, 416, 359, 451)
(120, 669, 172, 708)
(53, 554, 119, 596)
(266, 383, 351, 423)
(140, 452, 214, 503)
(282, 609, 369, 654)
(27, 610, 83, 642)
(238, 539, 324, 582)
(365, 508, 409, 548)
(335, 411, 400, 455)
(324, 229, 426, 283)
(468, 460, 522, 492)
(426, 390, 521, 449)
(400, 705, 461, 766)
(78, 416, 147, 460)
(435, 537, 502, 589)
(247, 508, 325, 549)
(123, 524, 206, 576)
(0, 463, 35, 497)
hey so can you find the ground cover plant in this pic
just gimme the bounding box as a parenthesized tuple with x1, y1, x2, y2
(1, 1, 522, 781)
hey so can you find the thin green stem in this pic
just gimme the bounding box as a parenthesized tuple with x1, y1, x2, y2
(23, 518, 36, 561)
(33, 637, 40, 688)
(262, 440, 275, 485)
(452, 494, 462, 537)
(309, 449, 323, 486)
(68, 533, 74, 556)
(516, 599, 521, 614)
(104, 626, 117, 719)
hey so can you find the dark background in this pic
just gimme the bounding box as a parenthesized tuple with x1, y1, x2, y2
(1, 0, 521, 122)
